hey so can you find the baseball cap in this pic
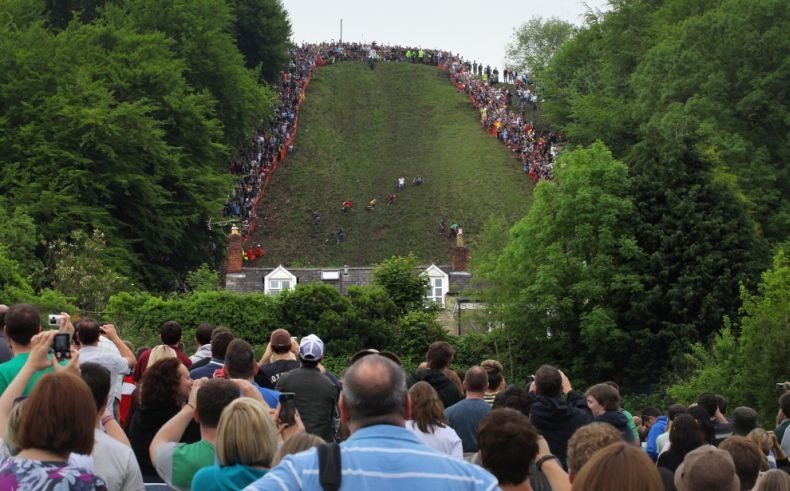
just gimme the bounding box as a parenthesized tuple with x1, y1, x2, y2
(270, 329, 292, 350)
(299, 334, 324, 361)
(674, 446, 740, 491)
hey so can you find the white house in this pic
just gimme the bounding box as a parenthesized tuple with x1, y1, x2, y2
(263, 265, 297, 296)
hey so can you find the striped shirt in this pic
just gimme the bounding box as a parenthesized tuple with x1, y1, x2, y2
(243, 424, 500, 491)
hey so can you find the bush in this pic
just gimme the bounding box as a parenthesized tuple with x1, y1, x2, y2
(107, 290, 279, 350)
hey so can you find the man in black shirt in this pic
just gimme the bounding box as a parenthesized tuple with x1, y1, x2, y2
(255, 328, 299, 389)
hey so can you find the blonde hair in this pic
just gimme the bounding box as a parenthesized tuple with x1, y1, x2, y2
(747, 428, 772, 471)
(3, 402, 25, 456)
(747, 428, 771, 452)
(271, 431, 324, 466)
(148, 345, 177, 367)
(216, 398, 277, 467)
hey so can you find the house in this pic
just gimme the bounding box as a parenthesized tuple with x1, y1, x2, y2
(223, 225, 482, 334)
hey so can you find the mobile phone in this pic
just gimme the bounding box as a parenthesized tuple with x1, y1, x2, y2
(278, 392, 296, 425)
(48, 314, 64, 327)
(53, 333, 71, 359)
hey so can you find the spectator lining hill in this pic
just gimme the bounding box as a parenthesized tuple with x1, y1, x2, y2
(250, 61, 533, 267)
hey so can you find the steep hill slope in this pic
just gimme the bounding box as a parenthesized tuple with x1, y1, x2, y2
(250, 62, 533, 266)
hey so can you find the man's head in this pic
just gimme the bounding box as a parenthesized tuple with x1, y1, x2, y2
(478, 408, 539, 486)
(719, 436, 763, 490)
(299, 334, 324, 367)
(463, 366, 488, 394)
(340, 354, 407, 430)
(425, 341, 453, 370)
(641, 406, 662, 427)
(75, 318, 102, 346)
(269, 329, 292, 354)
(697, 393, 718, 418)
(732, 406, 758, 436)
(4, 304, 41, 346)
(159, 321, 182, 346)
(674, 446, 740, 491)
(224, 339, 256, 380)
(566, 422, 623, 479)
(210, 328, 234, 359)
(195, 323, 214, 346)
(492, 385, 532, 416)
(196, 378, 241, 429)
(534, 364, 562, 397)
(668, 403, 687, 422)
(79, 362, 111, 416)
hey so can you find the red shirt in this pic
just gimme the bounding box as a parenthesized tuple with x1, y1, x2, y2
(131, 346, 192, 382)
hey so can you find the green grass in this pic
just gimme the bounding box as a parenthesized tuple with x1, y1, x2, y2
(250, 62, 533, 267)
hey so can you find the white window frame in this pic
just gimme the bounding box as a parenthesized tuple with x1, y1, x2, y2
(422, 264, 448, 307)
(264, 265, 296, 296)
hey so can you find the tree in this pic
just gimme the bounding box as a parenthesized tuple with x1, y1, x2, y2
(627, 111, 768, 354)
(735, 245, 790, 420)
(0, 198, 43, 286)
(228, 0, 292, 83)
(394, 310, 449, 370)
(0, 12, 264, 288)
(51, 229, 134, 314)
(478, 142, 646, 386)
(373, 255, 430, 316)
(505, 17, 576, 79)
(185, 264, 221, 292)
(121, 0, 275, 146)
(668, 244, 790, 423)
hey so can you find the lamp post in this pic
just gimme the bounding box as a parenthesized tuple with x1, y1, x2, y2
(456, 297, 469, 336)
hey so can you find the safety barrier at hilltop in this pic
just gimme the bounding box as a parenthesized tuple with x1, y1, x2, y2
(223, 42, 559, 251)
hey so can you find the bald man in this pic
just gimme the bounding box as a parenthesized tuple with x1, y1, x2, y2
(245, 355, 499, 491)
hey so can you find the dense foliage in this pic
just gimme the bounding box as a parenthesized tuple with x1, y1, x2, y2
(667, 245, 790, 424)
(103, 255, 484, 375)
(0, 0, 290, 291)
(487, 0, 787, 391)
(504, 16, 576, 78)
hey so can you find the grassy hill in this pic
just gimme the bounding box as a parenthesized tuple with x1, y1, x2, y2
(250, 62, 533, 267)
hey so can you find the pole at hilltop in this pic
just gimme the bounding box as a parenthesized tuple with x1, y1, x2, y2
(340, 19, 342, 43)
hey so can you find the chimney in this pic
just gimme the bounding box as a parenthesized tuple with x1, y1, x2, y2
(226, 225, 243, 274)
(452, 246, 470, 272)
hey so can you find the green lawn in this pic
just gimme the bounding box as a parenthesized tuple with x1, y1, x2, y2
(250, 62, 533, 267)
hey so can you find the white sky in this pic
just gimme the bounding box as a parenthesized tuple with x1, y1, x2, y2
(280, 0, 610, 71)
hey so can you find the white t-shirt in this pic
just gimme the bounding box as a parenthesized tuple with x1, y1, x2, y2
(405, 420, 463, 460)
(92, 429, 144, 491)
(79, 344, 130, 417)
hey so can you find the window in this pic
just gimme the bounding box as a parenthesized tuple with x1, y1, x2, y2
(269, 279, 291, 296)
(426, 277, 444, 304)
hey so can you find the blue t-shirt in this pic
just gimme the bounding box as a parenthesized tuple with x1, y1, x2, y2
(445, 399, 492, 453)
(255, 382, 280, 409)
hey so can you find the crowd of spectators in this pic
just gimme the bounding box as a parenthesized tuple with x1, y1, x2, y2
(443, 56, 560, 181)
(0, 303, 788, 490)
(221, 41, 557, 253)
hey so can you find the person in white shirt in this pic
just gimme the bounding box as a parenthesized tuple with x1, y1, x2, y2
(405, 381, 462, 459)
(76, 319, 136, 419)
(79, 362, 144, 491)
(189, 323, 214, 365)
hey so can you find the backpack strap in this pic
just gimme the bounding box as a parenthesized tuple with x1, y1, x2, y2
(317, 442, 341, 491)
